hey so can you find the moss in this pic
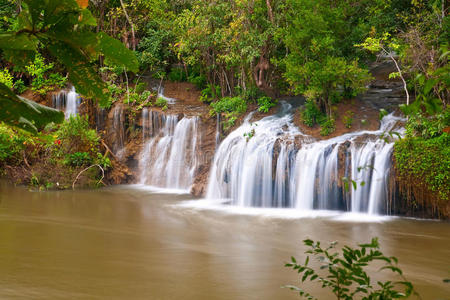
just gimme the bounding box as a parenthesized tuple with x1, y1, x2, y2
(394, 133, 450, 204)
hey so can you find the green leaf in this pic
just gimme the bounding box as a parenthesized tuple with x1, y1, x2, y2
(48, 42, 110, 106)
(79, 9, 97, 26)
(43, 0, 80, 27)
(22, 0, 47, 26)
(0, 33, 38, 51)
(96, 32, 139, 72)
(2, 49, 36, 69)
(0, 82, 64, 133)
(351, 180, 357, 191)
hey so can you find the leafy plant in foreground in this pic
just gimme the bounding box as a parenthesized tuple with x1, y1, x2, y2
(285, 238, 419, 299)
(0, 0, 138, 133)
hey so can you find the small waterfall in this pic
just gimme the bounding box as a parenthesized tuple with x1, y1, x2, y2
(112, 105, 126, 158)
(139, 110, 199, 190)
(156, 86, 176, 104)
(52, 87, 81, 119)
(206, 104, 403, 215)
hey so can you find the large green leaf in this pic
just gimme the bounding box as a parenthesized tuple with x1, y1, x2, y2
(2, 50, 36, 69)
(97, 32, 139, 73)
(22, 0, 47, 27)
(48, 42, 110, 106)
(0, 33, 38, 51)
(0, 83, 64, 133)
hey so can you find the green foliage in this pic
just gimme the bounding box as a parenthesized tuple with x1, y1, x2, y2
(125, 90, 152, 106)
(285, 238, 418, 299)
(56, 115, 99, 155)
(167, 67, 187, 82)
(342, 110, 354, 129)
(281, 0, 373, 115)
(394, 109, 450, 202)
(320, 118, 336, 136)
(155, 96, 168, 111)
(405, 111, 449, 139)
(257, 96, 277, 113)
(0, 68, 13, 88)
(210, 96, 247, 116)
(379, 109, 389, 120)
(0, 0, 138, 131)
(0, 82, 64, 133)
(210, 96, 247, 131)
(13, 79, 27, 94)
(64, 152, 92, 167)
(25, 54, 67, 94)
(137, 25, 174, 72)
(134, 82, 147, 94)
(300, 100, 325, 127)
(200, 84, 220, 103)
(0, 123, 26, 162)
(188, 72, 207, 90)
(394, 133, 450, 202)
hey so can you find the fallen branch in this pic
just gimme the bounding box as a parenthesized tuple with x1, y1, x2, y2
(72, 164, 105, 190)
(101, 139, 119, 161)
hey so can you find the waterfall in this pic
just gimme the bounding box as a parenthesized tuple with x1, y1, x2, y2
(52, 86, 81, 119)
(112, 105, 126, 158)
(206, 104, 403, 215)
(139, 110, 200, 191)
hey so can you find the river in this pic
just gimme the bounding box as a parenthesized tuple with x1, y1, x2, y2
(0, 182, 449, 299)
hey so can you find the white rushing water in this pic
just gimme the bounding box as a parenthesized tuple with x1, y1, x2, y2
(139, 109, 199, 191)
(206, 103, 403, 215)
(110, 104, 126, 159)
(52, 86, 81, 119)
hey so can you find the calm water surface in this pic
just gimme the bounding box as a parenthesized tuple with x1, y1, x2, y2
(0, 182, 449, 299)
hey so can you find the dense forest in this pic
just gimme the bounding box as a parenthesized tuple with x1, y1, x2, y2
(0, 0, 448, 216)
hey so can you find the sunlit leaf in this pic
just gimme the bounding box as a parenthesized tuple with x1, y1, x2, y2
(96, 32, 139, 72)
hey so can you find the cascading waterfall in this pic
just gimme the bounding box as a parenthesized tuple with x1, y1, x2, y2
(52, 86, 81, 119)
(206, 103, 403, 215)
(139, 109, 200, 190)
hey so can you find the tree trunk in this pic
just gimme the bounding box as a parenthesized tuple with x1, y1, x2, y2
(119, 0, 136, 51)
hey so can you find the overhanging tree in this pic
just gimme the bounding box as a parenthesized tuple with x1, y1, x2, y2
(0, 0, 138, 133)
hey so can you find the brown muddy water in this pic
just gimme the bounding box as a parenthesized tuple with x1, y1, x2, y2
(0, 182, 449, 299)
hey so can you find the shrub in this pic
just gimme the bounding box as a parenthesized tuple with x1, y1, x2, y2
(301, 100, 325, 127)
(285, 238, 418, 299)
(405, 110, 449, 139)
(0, 123, 25, 162)
(155, 97, 168, 110)
(126, 90, 152, 105)
(210, 96, 247, 115)
(25, 54, 67, 94)
(200, 84, 221, 103)
(134, 82, 147, 94)
(320, 118, 336, 136)
(0, 68, 13, 88)
(167, 67, 187, 82)
(13, 79, 27, 94)
(188, 73, 207, 90)
(64, 152, 92, 166)
(56, 115, 99, 154)
(257, 96, 278, 113)
(342, 110, 354, 128)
